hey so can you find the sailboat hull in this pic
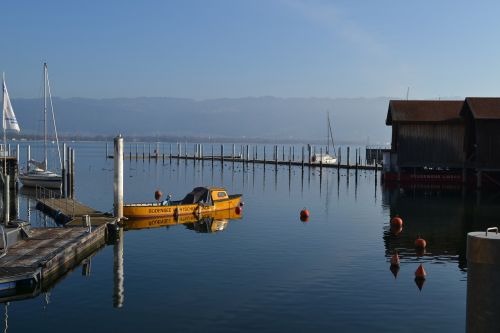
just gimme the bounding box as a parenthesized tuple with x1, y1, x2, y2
(19, 172, 62, 189)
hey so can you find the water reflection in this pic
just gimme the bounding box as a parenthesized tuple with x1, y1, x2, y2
(383, 185, 500, 270)
(123, 209, 242, 233)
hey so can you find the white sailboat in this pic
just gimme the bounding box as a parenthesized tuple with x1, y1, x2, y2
(19, 63, 62, 189)
(311, 112, 337, 165)
(2, 73, 20, 165)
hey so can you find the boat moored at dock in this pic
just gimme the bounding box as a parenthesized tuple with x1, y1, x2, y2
(123, 186, 242, 218)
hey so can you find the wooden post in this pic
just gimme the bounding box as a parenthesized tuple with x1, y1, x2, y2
(27, 145, 31, 172)
(355, 148, 358, 170)
(148, 144, 151, 161)
(302, 146, 305, 169)
(221, 145, 224, 163)
(142, 144, 145, 160)
(275, 145, 278, 166)
(129, 144, 132, 160)
(70, 148, 75, 198)
(282, 146, 285, 161)
(114, 135, 124, 220)
(3, 174, 9, 224)
(106, 142, 108, 158)
(320, 147, 323, 174)
(347, 147, 350, 168)
(169, 143, 172, 160)
(66, 145, 71, 196)
(135, 143, 138, 160)
(211, 145, 214, 164)
(337, 147, 341, 171)
(62, 143, 66, 198)
(263, 146, 266, 164)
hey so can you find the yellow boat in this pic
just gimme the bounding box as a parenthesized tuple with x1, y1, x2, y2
(123, 186, 242, 218)
(124, 209, 242, 231)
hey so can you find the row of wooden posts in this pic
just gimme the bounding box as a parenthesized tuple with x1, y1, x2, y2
(105, 142, 381, 171)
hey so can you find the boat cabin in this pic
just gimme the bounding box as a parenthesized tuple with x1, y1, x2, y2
(179, 187, 229, 205)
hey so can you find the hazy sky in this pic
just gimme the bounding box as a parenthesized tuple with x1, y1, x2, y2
(3, 0, 500, 99)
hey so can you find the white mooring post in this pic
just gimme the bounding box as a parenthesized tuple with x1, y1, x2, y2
(114, 135, 124, 220)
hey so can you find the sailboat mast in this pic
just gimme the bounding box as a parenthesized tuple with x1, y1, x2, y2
(44, 63, 48, 170)
(327, 113, 330, 154)
(2, 72, 6, 175)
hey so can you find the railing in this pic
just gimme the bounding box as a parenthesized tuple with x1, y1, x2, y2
(35, 185, 76, 219)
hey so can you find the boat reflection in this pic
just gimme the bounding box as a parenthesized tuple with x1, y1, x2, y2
(123, 208, 243, 233)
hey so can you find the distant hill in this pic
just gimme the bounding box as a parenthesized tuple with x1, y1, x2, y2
(11, 96, 391, 144)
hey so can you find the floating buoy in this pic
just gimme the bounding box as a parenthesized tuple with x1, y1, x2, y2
(390, 252, 400, 267)
(390, 224, 403, 235)
(300, 216, 309, 223)
(300, 208, 310, 219)
(415, 237, 427, 249)
(239, 202, 245, 207)
(235, 206, 242, 215)
(154, 190, 163, 201)
(390, 215, 403, 227)
(415, 264, 427, 279)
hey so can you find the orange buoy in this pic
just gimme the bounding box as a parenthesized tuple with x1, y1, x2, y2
(390, 224, 403, 235)
(235, 206, 242, 215)
(415, 264, 427, 279)
(154, 190, 163, 201)
(415, 237, 427, 249)
(300, 208, 310, 219)
(390, 215, 403, 227)
(390, 252, 400, 267)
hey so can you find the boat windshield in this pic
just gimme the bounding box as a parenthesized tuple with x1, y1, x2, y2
(181, 187, 211, 204)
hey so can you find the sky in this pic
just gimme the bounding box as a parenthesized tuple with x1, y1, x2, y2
(2, 0, 500, 99)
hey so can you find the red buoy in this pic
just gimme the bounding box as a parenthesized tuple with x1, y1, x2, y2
(415, 237, 427, 249)
(390, 252, 400, 267)
(390, 215, 403, 227)
(390, 224, 403, 235)
(300, 216, 309, 223)
(415, 264, 427, 279)
(300, 208, 310, 219)
(235, 206, 242, 215)
(154, 190, 163, 201)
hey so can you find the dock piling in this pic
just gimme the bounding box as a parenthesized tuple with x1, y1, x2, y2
(113, 135, 124, 220)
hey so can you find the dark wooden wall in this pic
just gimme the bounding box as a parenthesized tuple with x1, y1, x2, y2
(475, 120, 500, 169)
(395, 123, 465, 168)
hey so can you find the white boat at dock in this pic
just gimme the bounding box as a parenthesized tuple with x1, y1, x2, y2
(311, 112, 337, 165)
(19, 63, 63, 189)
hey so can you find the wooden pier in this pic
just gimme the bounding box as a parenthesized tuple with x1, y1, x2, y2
(0, 197, 117, 293)
(105, 142, 383, 171)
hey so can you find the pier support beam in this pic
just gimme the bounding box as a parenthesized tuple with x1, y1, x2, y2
(114, 135, 124, 220)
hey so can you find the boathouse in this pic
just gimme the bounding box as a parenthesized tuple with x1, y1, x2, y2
(385, 100, 465, 175)
(461, 98, 500, 171)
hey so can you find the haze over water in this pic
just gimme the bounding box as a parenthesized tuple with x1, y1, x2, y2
(2, 141, 493, 332)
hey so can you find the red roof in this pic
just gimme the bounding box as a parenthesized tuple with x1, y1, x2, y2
(464, 97, 500, 119)
(386, 100, 464, 125)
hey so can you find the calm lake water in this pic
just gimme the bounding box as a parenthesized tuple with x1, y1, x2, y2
(2, 141, 498, 332)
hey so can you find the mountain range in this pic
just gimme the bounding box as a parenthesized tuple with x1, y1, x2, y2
(11, 96, 392, 144)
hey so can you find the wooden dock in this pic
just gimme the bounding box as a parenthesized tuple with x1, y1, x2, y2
(105, 142, 383, 171)
(0, 197, 117, 295)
